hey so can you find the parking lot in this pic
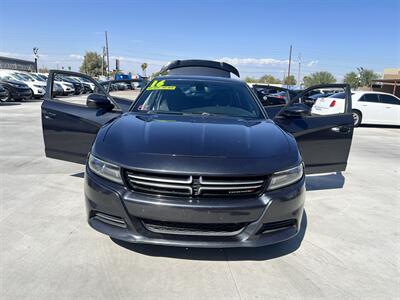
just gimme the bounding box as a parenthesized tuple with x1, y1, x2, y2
(1, 100, 399, 299)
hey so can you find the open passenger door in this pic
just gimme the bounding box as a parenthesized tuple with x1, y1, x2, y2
(41, 71, 140, 164)
(270, 84, 354, 174)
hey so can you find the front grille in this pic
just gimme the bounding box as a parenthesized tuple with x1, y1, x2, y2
(257, 219, 296, 234)
(124, 170, 266, 197)
(141, 219, 248, 236)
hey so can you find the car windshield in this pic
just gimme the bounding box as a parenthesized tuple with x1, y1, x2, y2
(12, 74, 27, 81)
(132, 79, 265, 119)
(31, 74, 45, 81)
(16, 73, 34, 81)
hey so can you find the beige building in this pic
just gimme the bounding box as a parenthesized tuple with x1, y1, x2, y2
(371, 68, 400, 97)
(383, 68, 400, 79)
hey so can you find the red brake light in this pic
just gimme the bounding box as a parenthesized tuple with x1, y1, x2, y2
(330, 100, 336, 107)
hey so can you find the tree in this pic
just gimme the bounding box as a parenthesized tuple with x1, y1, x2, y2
(303, 71, 336, 87)
(244, 75, 281, 84)
(357, 67, 380, 87)
(343, 71, 360, 89)
(38, 67, 48, 73)
(244, 76, 258, 83)
(259, 75, 281, 84)
(283, 75, 296, 85)
(141, 63, 148, 77)
(79, 51, 104, 76)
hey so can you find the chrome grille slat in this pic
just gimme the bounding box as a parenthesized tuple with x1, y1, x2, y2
(129, 179, 192, 190)
(198, 184, 262, 192)
(199, 177, 264, 186)
(127, 174, 192, 184)
(129, 179, 192, 193)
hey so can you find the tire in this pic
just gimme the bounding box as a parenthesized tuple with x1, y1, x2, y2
(352, 110, 362, 127)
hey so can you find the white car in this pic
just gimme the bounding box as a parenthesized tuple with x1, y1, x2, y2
(311, 91, 400, 126)
(0, 70, 46, 99)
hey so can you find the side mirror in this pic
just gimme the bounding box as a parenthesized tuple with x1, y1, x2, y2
(86, 93, 114, 110)
(281, 103, 310, 117)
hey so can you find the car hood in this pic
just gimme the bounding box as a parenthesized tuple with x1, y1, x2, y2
(92, 113, 300, 175)
(1, 80, 29, 88)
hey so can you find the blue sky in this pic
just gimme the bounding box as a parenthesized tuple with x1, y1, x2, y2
(0, 0, 399, 80)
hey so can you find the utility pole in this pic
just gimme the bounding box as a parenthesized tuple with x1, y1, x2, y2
(101, 46, 105, 76)
(297, 53, 301, 87)
(105, 31, 110, 78)
(287, 45, 292, 85)
(33, 47, 39, 73)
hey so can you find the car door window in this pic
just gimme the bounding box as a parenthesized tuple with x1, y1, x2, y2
(303, 87, 347, 116)
(379, 94, 400, 105)
(50, 73, 110, 108)
(359, 94, 380, 103)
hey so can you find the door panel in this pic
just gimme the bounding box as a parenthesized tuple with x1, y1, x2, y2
(264, 105, 285, 118)
(360, 102, 382, 123)
(274, 84, 354, 174)
(42, 70, 122, 164)
(378, 94, 400, 125)
(356, 93, 382, 123)
(42, 100, 121, 164)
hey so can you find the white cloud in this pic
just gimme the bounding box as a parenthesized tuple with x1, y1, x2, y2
(0, 51, 33, 60)
(69, 54, 84, 60)
(306, 60, 319, 67)
(110, 55, 167, 66)
(217, 57, 289, 66)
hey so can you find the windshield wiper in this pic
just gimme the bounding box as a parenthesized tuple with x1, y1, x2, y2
(147, 110, 184, 115)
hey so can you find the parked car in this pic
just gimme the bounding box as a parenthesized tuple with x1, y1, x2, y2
(56, 75, 83, 95)
(263, 90, 301, 106)
(77, 77, 95, 92)
(0, 76, 32, 101)
(27, 73, 74, 96)
(0, 70, 46, 99)
(41, 60, 354, 248)
(311, 91, 400, 126)
(53, 83, 64, 97)
(302, 92, 335, 106)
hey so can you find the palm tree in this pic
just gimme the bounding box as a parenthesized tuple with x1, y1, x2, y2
(141, 63, 148, 77)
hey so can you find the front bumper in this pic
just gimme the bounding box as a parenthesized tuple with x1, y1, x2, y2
(11, 88, 32, 100)
(85, 167, 305, 248)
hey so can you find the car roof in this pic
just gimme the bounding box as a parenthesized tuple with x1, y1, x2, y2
(154, 75, 244, 84)
(351, 90, 395, 96)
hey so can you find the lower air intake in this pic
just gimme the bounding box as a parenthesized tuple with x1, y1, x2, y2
(257, 219, 296, 234)
(141, 219, 248, 236)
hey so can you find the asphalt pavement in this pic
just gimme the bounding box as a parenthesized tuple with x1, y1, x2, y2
(1, 100, 399, 299)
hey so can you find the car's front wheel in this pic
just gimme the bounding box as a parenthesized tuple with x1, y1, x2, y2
(352, 110, 362, 127)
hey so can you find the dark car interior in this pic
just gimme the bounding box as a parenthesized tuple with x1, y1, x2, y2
(135, 81, 264, 119)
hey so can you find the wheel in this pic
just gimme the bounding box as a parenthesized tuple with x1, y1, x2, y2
(3, 88, 12, 102)
(352, 110, 362, 127)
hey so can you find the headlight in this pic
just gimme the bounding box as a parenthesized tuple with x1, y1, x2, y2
(267, 163, 304, 190)
(88, 154, 123, 184)
(34, 84, 45, 88)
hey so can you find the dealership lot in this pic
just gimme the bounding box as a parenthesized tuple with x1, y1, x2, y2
(1, 101, 399, 299)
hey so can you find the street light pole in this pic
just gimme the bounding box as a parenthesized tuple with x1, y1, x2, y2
(33, 47, 39, 73)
